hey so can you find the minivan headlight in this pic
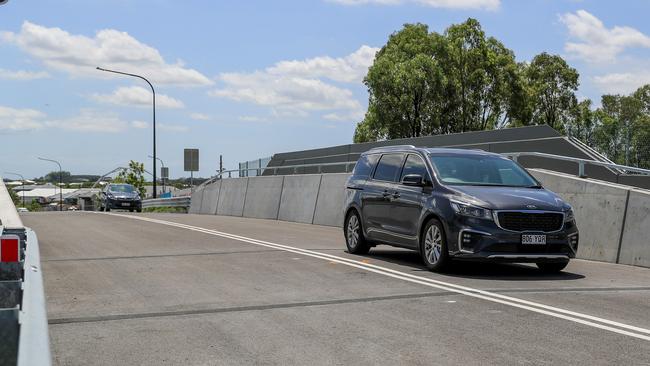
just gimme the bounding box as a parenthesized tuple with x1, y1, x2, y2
(450, 200, 493, 220)
(564, 208, 575, 222)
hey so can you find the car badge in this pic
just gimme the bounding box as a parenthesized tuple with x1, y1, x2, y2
(526, 204, 537, 209)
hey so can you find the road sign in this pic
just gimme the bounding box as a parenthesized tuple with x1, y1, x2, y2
(161, 167, 169, 179)
(184, 149, 199, 172)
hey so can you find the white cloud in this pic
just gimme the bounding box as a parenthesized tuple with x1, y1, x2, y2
(45, 109, 129, 133)
(92, 86, 184, 109)
(560, 10, 650, 63)
(1, 21, 212, 86)
(323, 109, 365, 122)
(209, 45, 373, 119)
(189, 113, 210, 121)
(131, 120, 149, 129)
(0, 106, 45, 130)
(593, 72, 650, 95)
(328, 0, 500, 10)
(238, 115, 267, 122)
(159, 123, 188, 132)
(0, 69, 49, 80)
(268, 45, 378, 83)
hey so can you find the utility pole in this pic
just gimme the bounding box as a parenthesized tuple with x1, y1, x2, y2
(219, 155, 223, 178)
(38, 157, 63, 211)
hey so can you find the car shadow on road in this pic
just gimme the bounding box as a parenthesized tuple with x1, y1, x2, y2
(357, 249, 585, 281)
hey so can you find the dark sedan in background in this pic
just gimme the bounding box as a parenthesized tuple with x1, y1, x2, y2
(99, 183, 142, 212)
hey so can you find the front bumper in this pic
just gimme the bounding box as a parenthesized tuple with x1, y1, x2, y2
(107, 198, 142, 209)
(448, 216, 578, 263)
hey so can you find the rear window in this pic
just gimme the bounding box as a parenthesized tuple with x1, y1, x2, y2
(353, 154, 379, 177)
(373, 154, 405, 182)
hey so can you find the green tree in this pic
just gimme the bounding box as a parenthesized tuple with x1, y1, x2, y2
(566, 99, 596, 145)
(7, 185, 20, 207)
(524, 53, 579, 130)
(354, 19, 534, 142)
(115, 161, 147, 197)
(43, 171, 72, 184)
(28, 199, 41, 212)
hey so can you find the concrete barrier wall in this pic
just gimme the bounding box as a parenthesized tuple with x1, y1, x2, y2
(188, 188, 204, 214)
(217, 178, 248, 217)
(618, 189, 650, 267)
(200, 180, 222, 215)
(242, 176, 284, 219)
(278, 175, 322, 224)
(313, 173, 350, 227)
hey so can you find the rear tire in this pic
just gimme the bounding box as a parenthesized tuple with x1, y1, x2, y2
(536, 261, 569, 273)
(420, 218, 450, 272)
(344, 210, 370, 254)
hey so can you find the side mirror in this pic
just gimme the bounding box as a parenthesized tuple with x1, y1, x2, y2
(402, 174, 425, 186)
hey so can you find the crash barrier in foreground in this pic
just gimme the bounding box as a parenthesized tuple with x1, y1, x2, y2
(142, 196, 191, 211)
(190, 170, 650, 269)
(0, 178, 51, 366)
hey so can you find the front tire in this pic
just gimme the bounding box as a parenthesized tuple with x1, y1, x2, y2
(536, 261, 569, 273)
(420, 218, 450, 272)
(344, 210, 370, 254)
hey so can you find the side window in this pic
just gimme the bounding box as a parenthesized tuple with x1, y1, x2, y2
(400, 154, 429, 182)
(353, 154, 379, 178)
(373, 154, 405, 182)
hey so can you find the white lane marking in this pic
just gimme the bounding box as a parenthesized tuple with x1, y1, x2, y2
(102, 213, 650, 342)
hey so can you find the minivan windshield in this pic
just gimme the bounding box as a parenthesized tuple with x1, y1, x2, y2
(109, 184, 135, 193)
(429, 154, 540, 187)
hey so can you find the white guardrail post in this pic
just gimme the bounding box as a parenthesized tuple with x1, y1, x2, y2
(0, 177, 51, 366)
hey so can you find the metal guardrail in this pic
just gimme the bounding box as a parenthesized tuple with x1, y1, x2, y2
(142, 196, 191, 210)
(504, 152, 650, 178)
(0, 177, 51, 366)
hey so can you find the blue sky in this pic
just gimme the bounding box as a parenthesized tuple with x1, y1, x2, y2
(2, 0, 650, 179)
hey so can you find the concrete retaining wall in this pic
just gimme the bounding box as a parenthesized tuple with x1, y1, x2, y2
(313, 173, 349, 227)
(278, 175, 322, 224)
(200, 180, 222, 215)
(188, 188, 204, 214)
(618, 189, 650, 267)
(243, 176, 284, 219)
(216, 178, 248, 217)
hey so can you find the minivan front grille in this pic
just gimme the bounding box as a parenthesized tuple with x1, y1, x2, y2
(496, 211, 564, 232)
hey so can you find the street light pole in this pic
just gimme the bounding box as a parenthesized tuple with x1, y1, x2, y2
(97, 66, 157, 198)
(148, 155, 165, 194)
(4, 172, 25, 207)
(37, 157, 63, 211)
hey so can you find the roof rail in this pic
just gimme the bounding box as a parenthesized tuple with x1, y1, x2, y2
(367, 145, 416, 152)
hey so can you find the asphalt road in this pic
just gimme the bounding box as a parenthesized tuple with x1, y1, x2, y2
(22, 212, 650, 366)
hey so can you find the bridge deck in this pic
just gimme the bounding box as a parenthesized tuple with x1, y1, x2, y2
(22, 212, 650, 365)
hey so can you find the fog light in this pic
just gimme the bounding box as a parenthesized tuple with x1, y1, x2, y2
(459, 231, 485, 253)
(569, 234, 579, 249)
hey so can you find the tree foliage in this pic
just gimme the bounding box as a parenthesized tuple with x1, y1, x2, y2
(115, 160, 147, 197)
(354, 20, 579, 142)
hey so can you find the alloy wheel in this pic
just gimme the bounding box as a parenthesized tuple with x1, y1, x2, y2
(424, 225, 443, 265)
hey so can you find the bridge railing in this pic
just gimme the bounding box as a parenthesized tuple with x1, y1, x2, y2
(504, 152, 650, 178)
(0, 178, 51, 366)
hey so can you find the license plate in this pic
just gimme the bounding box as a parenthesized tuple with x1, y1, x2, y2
(121, 202, 130, 207)
(521, 234, 546, 245)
